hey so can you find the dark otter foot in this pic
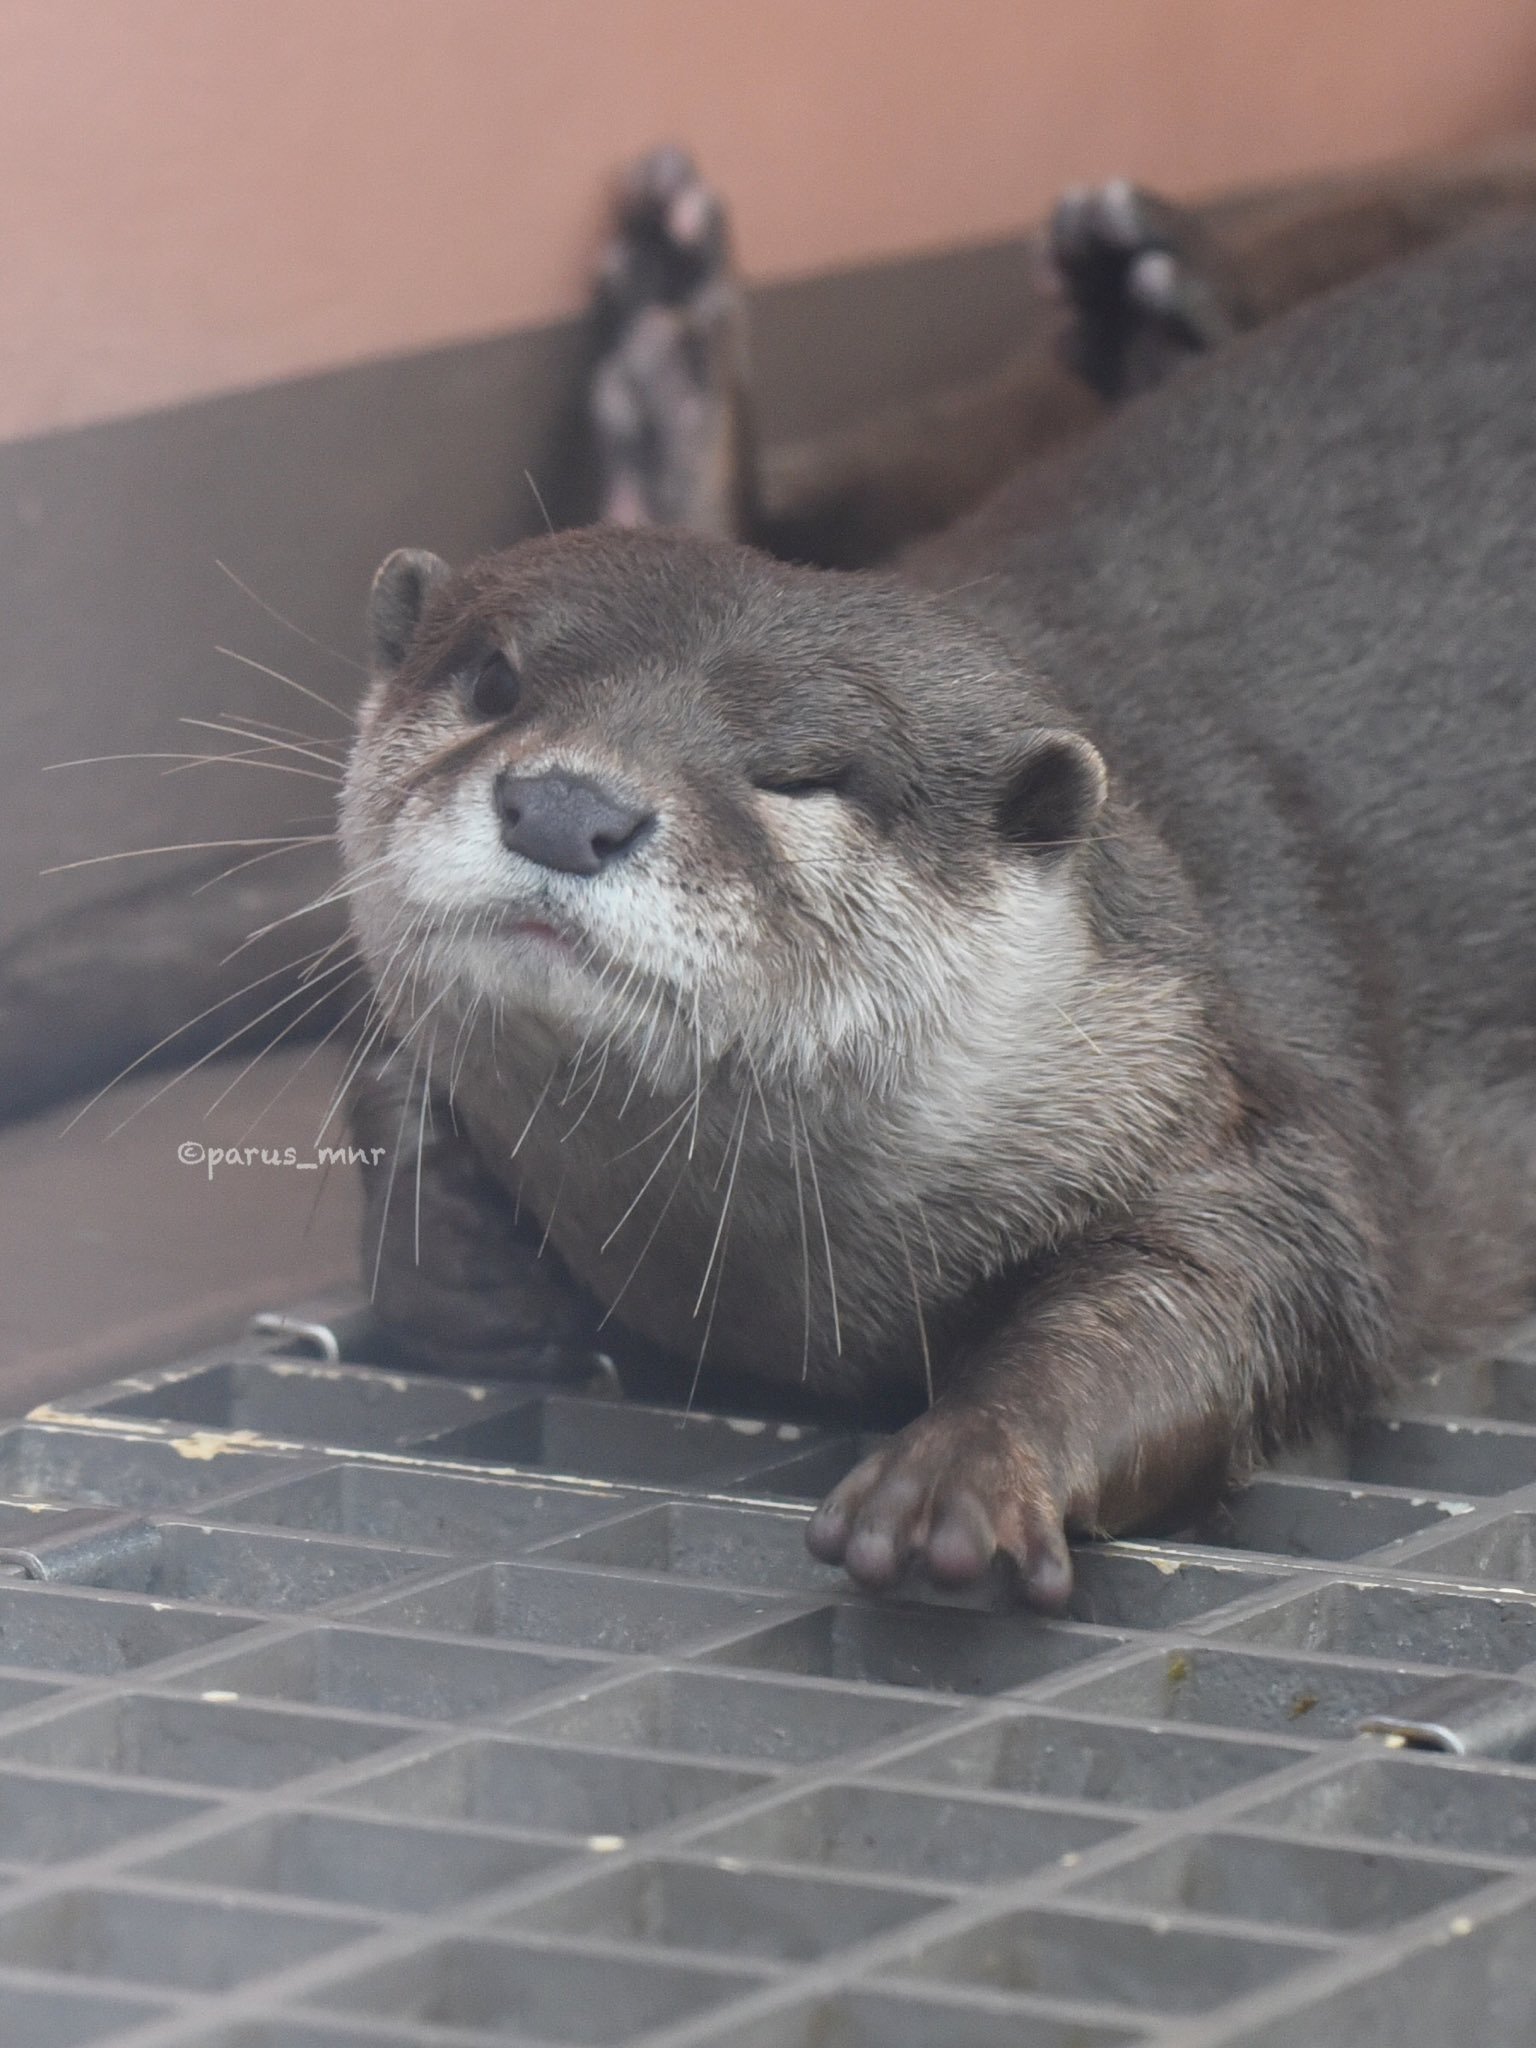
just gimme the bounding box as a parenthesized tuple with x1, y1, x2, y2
(805, 1407, 1075, 1613)
(589, 146, 751, 538)
(349, 1057, 602, 1381)
(1050, 179, 1237, 401)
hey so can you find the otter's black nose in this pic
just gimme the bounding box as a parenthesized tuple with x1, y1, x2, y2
(494, 768, 655, 876)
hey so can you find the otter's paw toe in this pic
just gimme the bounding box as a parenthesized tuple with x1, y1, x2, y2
(1049, 179, 1229, 399)
(805, 1417, 1074, 1611)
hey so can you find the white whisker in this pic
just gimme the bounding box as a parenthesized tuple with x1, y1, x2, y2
(369, 1040, 424, 1299)
(213, 557, 364, 678)
(57, 939, 344, 1136)
(895, 1211, 934, 1409)
(524, 469, 556, 537)
(45, 750, 336, 786)
(414, 1022, 439, 1265)
(238, 978, 379, 1141)
(181, 716, 345, 774)
(600, 1096, 693, 1254)
(103, 948, 359, 1140)
(201, 960, 362, 1119)
(693, 1085, 751, 1314)
(217, 710, 346, 751)
(794, 1086, 842, 1356)
(42, 835, 328, 877)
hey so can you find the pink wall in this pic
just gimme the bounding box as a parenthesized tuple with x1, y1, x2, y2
(4, 0, 1536, 442)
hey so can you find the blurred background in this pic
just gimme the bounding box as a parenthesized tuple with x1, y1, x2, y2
(4, 0, 1536, 1401)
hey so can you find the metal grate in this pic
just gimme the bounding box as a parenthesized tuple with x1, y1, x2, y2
(2, 1318, 1536, 2044)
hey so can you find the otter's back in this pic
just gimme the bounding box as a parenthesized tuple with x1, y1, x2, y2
(914, 221, 1536, 1058)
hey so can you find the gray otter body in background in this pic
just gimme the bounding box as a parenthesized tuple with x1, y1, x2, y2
(342, 224, 1535, 1606)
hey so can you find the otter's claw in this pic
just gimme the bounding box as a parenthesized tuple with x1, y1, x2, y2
(806, 1413, 1074, 1611)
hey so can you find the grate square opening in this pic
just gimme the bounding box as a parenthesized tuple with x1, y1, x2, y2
(0, 1767, 211, 1866)
(0, 1692, 420, 1790)
(85, 1359, 518, 1449)
(69, 1522, 446, 1613)
(0, 1672, 70, 1716)
(895, 1903, 1332, 2015)
(131, 1806, 576, 1915)
(213, 1464, 639, 1557)
(505, 1666, 954, 1766)
(687, 1780, 1129, 1885)
(1064, 1550, 1282, 1628)
(305, 1931, 767, 2041)
(1070, 1826, 1504, 1930)
(503, 1853, 953, 1963)
(719, 1438, 878, 1503)
(417, 1395, 822, 1489)
(162, 1624, 603, 1726)
(0, 1422, 306, 1513)
(1377, 1508, 1536, 1591)
(699, 1601, 1129, 1695)
(1177, 1475, 1475, 1561)
(324, 1736, 775, 1838)
(1209, 1579, 1536, 1672)
(1239, 1751, 1536, 1857)
(684, 1986, 1148, 2048)
(875, 1710, 1310, 1809)
(1399, 1356, 1536, 1425)
(531, 1501, 842, 1596)
(0, 1975, 176, 2048)
(0, 1883, 375, 1992)
(0, 1584, 259, 1678)
(1046, 1644, 1453, 1738)
(1200, 1895, 1536, 2048)
(1345, 1419, 1536, 1496)
(348, 1561, 784, 1657)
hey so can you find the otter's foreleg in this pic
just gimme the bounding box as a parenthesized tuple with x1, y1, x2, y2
(349, 1058, 601, 1377)
(807, 1120, 1395, 1608)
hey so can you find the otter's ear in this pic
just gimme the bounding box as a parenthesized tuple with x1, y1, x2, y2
(368, 549, 450, 671)
(997, 729, 1107, 852)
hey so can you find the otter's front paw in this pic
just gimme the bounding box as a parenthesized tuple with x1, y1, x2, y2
(1050, 179, 1234, 400)
(805, 1412, 1074, 1611)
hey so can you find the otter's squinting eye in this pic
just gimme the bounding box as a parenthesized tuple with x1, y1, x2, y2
(458, 650, 521, 722)
(752, 769, 852, 801)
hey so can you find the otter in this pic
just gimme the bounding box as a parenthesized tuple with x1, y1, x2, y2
(341, 221, 1536, 1607)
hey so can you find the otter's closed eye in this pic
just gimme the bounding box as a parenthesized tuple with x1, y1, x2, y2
(457, 650, 521, 721)
(751, 768, 852, 800)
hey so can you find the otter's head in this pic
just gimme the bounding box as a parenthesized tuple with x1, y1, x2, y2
(340, 528, 1106, 1092)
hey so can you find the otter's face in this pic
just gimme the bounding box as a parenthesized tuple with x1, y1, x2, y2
(340, 529, 1105, 1090)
